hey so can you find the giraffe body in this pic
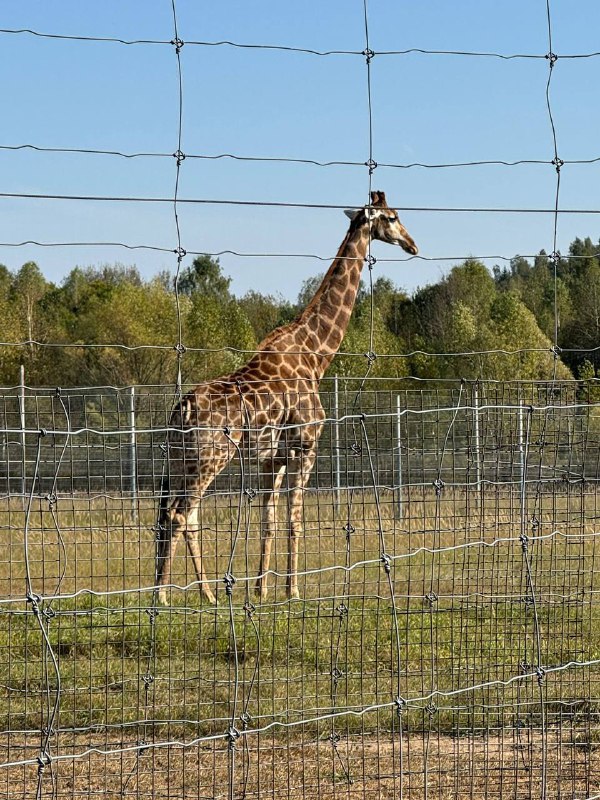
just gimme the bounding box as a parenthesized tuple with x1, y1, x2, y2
(156, 191, 418, 605)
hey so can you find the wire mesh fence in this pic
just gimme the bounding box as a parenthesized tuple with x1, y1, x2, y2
(1, 378, 599, 799)
(2, 1, 600, 798)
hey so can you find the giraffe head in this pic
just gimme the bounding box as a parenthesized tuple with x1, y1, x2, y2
(344, 190, 418, 255)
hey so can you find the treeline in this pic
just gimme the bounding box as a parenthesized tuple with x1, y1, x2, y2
(1, 236, 600, 388)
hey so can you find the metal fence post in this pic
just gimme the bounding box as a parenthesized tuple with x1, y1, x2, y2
(19, 364, 26, 509)
(130, 386, 138, 521)
(333, 375, 341, 512)
(396, 393, 403, 519)
(519, 400, 525, 491)
(473, 383, 482, 508)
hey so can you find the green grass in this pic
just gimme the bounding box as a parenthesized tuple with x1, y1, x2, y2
(1, 487, 600, 744)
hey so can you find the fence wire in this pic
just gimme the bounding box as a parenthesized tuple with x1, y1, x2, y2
(1, 379, 600, 799)
(2, 1, 600, 799)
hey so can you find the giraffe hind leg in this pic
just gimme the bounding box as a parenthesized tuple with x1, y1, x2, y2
(185, 505, 216, 604)
(156, 505, 183, 606)
(156, 428, 236, 605)
(156, 498, 216, 606)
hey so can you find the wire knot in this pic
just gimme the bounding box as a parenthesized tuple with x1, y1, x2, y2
(37, 751, 51, 774)
(142, 673, 154, 687)
(366, 254, 377, 268)
(244, 487, 257, 502)
(395, 696, 407, 715)
(425, 591, 438, 606)
(26, 592, 42, 614)
(45, 492, 57, 508)
(146, 608, 158, 622)
(223, 572, 236, 595)
(519, 533, 529, 553)
(365, 350, 377, 366)
(336, 602, 348, 619)
(240, 712, 251, 729)
(365, 158, 378, 174)
(243, 601, 256, 618)
(545, 51, 558, 66)
(42, 606, 56, 621)
(433, 477, 444, 495)
(343, 523, 355, 542)
(530, 515, 539, 533)
(331, 666, 344, 683)
(152, 522, 166, 541)
(425, 703, 438, 716)
(551, 156, 564, 172)
(350, 443, 362, 457)
(329, 732, 341, 745)
(174, 342, 186, 355)
(363, 47, 375, 63)
(171, 37, 184, 53)
(381, 552, 392, 574)
(39, 428, 48, 438)
(548, 250, 560, 264)
(173, 149, 186, 166)
(551, 344, 562, 357)
(174, 246, 187, 262)
(227, 725, 241, 749)
(535, 666, 546, 685)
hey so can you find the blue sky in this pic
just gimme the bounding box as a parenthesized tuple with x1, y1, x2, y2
(1, 1, 600, 300)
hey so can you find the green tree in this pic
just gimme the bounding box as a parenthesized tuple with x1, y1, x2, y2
(560, 238, 600, 371)
(185, 292, 256, 379)
(328, 299, 409, 383)
(70, 278, 182, 386)
(177, 255, 232, 300)
(238, 289, 294, 342)
(407, 260, 572, 380)
(10, 261, 50, 344)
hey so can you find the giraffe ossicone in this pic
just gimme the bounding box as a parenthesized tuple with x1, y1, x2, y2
(155, 190, 418, 606)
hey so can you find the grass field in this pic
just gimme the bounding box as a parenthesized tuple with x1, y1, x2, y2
(0, 487, 599, 798)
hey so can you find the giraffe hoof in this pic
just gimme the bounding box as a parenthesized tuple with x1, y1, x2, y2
(254, 584, 268, 601)
(157, 589, 169, 606)
(202, 589, 217, 606)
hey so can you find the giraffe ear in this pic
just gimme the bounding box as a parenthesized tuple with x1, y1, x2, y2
(344, 208, 360, 220)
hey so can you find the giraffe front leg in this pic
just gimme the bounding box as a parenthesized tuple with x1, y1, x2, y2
(256, 461, 287, 600)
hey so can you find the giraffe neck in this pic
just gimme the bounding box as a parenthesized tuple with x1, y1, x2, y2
(298, 222, 370, 371)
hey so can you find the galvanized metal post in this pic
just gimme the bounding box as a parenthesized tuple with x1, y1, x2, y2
(130, 386, 138, 521)
(333, 375, 341, 512)
(19, 364, 26, 509)
(396, 394, 403, 519)
(474, 383, 482, 508)
(519, 401, 525, 491)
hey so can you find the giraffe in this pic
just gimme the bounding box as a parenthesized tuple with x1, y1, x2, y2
(156, 190, 418, 605)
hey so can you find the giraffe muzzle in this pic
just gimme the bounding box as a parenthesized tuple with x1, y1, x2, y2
(398, 237, 418, 256)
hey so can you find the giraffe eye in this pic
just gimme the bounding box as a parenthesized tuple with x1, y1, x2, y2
(386, 216, 396, 223)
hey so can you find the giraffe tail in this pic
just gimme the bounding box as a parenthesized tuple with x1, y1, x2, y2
(154, 395, 191, 582)
(154, 470, 172, 582)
